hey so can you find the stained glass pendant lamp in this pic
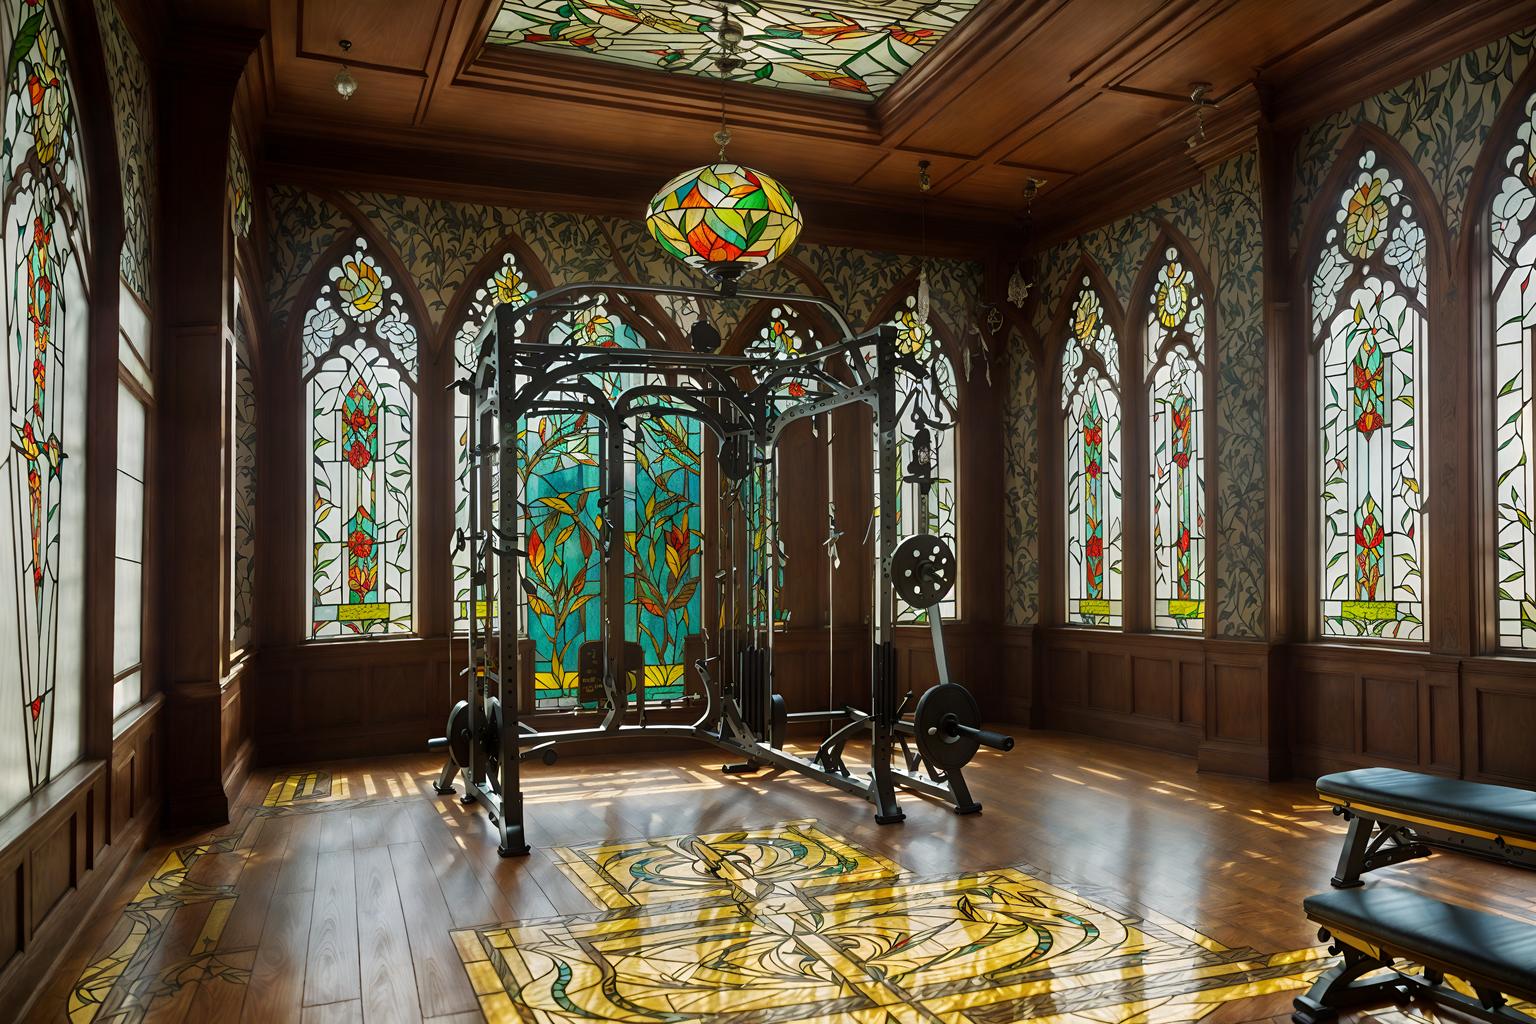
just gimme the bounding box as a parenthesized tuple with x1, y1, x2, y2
(645, 4, 803, 296)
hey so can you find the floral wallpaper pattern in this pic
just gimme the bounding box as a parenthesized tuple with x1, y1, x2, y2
(268, 187, 986, 353)
(1292, 27, 1536, 249)
(92, 0, 154, 301)
(1002, 341, 1038, 625)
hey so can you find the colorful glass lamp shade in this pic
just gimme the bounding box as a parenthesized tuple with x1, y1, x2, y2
(646, 163, 802, 295)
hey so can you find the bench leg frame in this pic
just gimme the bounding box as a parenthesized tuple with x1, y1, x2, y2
(1292, 943, 1408, 1023)
(1296, 935, 1536, 1024)
(1330, 815, 1432, 887)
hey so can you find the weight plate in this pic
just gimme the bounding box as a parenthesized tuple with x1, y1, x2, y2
(719, 434, 752, 481)
(446, 699, 471, 768)
(914, 682, 980, 773)
(770, 693, 787, 749)
(446, 697, 502, 770)
(891, 534, 957, 609)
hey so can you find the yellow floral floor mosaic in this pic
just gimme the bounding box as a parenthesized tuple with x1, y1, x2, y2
(65, 769, 1471, 1024)
(66, 770, 371, 1023)
(453, 819, 1337, 1024)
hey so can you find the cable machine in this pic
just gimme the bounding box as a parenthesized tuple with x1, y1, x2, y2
(429, 282, 1012, 856)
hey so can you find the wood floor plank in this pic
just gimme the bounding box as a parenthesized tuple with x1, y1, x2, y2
(318, 809, 356, 853)
(303, 848, 361, 1007)
(354, 846, 423, 1024)
(302, 999, 364, 1024)
(388, 841, 480, 1018)
(220, 815, 295, 951)
(402, 790, 524, 928)
(275, 812, 324, 895)
(242, 889, 313, 1023)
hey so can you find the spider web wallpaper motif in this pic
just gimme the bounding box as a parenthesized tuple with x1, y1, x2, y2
(484, 0, 984, 99)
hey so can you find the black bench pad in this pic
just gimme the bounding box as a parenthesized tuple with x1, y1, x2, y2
(1318, 768, 1536, 846)
(1305, 886, 1536, 1003)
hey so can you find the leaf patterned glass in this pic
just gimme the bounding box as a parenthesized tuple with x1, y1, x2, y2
(1312, 150, 1426, 640)
(305, 240, 417, 637)
(1145, 247, 1206, 632)
(1491, 92, 1536, 649)
(1061, 278, 1121, 628)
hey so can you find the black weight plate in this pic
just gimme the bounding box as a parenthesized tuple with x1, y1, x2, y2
(446, 699, 471, 768)
(770, 693, 787, 748)
(892, 534, 957, 609)
(719, 434, 752, 481)
(914, 682, 980, 772)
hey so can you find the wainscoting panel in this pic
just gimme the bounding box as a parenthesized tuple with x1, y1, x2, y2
(0, 699, 163, 1018)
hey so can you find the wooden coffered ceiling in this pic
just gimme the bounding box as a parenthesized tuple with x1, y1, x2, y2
(223, 0, 1536, 254)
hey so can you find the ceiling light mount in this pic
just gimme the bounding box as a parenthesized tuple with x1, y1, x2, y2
(1186, 82, 1217, 148)
(334, 39, 358, 100)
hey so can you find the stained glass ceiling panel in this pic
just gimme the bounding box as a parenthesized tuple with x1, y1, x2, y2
(484, 1, 985, 100)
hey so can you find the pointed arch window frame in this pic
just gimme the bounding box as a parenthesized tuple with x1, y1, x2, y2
(1299, 129, 1444, 646)
(1477, 67, 1536, 654)
(1054, 261, 1126, 630)
(862, 283, 964, 627)
(297, 233, 426, 641)
(1131, 230, 1216, 636)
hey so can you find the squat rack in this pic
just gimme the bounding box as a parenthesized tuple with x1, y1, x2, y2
(437, 282, 1009, 856)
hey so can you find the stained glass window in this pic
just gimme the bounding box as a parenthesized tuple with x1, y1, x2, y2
(1146, 247, 1207, 631)
(303, 239, 417, 637)
(113, 382, 146, 717)
(484, 0, 984, 99)
(228, 129, 251, 239)
(230, 318, 256, 655)
(93, 0, 153, 300)
(1062, 278, 1122, 627)
(1492, 92, 1536, 648)
(1312, 150, 1426, 640)
(453, 251, 535, 631)
(469, 292, 703, 708)
(745, 305, 819, 626)
(0, 0, 90, 815)
(870, 293, 959, 624)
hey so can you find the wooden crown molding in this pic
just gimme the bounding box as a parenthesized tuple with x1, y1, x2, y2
(1028, 0, 1535, 248)
(260, 124, 1004, 258)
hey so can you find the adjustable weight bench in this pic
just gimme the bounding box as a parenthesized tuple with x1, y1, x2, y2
(1318, 767, 1536, 886)
(1294, 885, 1536, 1023)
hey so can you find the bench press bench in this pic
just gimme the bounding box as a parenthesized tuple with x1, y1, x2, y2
(1293, 769, 1536, 1023)
(1294, 886, 1536, 1023)
(1317, 767, 1536, 886)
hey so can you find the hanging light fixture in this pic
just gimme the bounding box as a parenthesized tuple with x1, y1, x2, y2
(645, 2, 802, 296)
(334, 39, 358, 100)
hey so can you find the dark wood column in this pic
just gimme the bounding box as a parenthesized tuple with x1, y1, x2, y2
(155, 26, 261, 828)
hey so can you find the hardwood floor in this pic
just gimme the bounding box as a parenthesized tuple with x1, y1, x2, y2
(27, 730, 1536, 1022)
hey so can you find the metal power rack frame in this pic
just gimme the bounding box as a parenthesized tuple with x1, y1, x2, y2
(449, 282, 964, 856)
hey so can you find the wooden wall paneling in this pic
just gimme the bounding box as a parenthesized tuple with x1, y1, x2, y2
(0, 696, 164, 1019)
(1198, 640, 1282, 778)
(1461, 659, 1536, 784)
(156, 24, 263, 827)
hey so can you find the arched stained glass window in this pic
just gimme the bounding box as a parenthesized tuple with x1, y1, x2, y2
(1145, 247, 1207, 631)
(1491, 93, 1536, 649)
(0, 0, 90, 814)
(744, 304, 818, 627)
(1061, 278, 1122, 627)
(871, 293, 959, 624)
(303, 239, 417, 637)
(1312, 150, 1427, 640)
(453, 250, 535, 630)
(484, 295, 702, 707)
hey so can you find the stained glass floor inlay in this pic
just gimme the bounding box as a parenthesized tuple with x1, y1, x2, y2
(453, 820, 1335, 1023)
